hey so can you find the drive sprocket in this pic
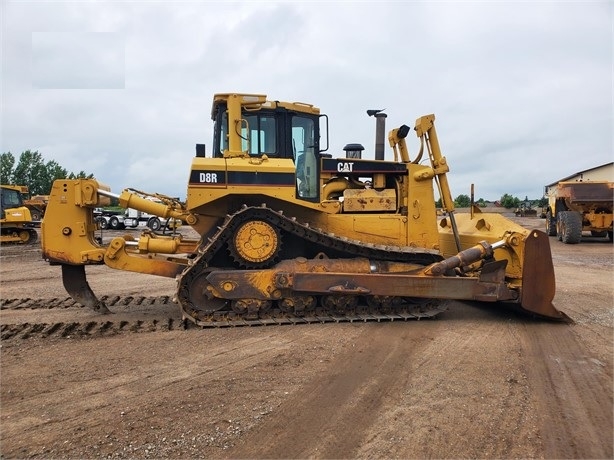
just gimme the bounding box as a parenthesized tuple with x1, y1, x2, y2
(229, 219, 281, 268)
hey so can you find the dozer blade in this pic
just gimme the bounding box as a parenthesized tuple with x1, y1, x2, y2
(61, 264, 111, 314)
(520, 230, 571, 322)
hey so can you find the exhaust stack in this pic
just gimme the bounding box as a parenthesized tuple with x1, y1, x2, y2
(367, 109, 387, 160)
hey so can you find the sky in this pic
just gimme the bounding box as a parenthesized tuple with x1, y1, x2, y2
(1, 1, 612, 202)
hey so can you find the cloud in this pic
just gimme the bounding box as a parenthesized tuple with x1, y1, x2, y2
(32, 32, 125, 89)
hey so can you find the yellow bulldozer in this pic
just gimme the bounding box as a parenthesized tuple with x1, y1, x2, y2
(1, 184, 38, 244)
(41, 93, 568, 325)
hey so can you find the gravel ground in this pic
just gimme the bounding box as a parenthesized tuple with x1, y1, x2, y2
(1, 216, 612, 459)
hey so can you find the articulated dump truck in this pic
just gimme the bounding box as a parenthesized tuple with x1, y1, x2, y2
(545, 180, 613, 244)
(41, 93, 569, 326)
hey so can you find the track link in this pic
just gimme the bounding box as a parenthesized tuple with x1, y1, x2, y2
(1, 295, 447, 342)
(0, 295, 182, 342)
(188, 303, 448, 328)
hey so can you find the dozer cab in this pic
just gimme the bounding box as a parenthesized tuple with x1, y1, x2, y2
(1, 184, 38, 244)
(41, 93, 568, 325)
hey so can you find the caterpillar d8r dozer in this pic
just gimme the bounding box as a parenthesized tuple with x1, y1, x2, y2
(41, 93, 569, 326)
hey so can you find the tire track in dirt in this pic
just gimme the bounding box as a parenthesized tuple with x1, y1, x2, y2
(1, 324, 366, 458)
(224, 322, 445, 459)
(354, 306, 542, 459)
(0, 328, 321, 446)
(0, 296, 183, 341)
(1, 295, 175, 311)
(519, 322, 613, 459)
(1, 297, 80, 309)
(0, 318, 182, 341)
(222, 303, 556, 459)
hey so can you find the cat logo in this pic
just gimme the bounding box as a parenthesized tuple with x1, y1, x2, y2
(337, 162, 354, 173)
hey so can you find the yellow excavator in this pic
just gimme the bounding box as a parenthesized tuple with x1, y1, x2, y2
(1, 184, 38, 244)
(41, 93, 568, 325)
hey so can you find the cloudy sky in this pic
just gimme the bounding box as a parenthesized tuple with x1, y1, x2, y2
(1, 1, 612, 201)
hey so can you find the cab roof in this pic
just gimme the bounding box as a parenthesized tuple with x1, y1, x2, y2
(211, 93, 320, 119)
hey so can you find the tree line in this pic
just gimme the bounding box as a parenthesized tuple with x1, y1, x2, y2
(437, 193, 547, 209)
(1, 150, 93, 196)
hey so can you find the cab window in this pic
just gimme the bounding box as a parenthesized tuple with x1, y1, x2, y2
(216, 112, 229, 156)
(0, 188, 22, 213)
(292, 115, 318, 200)
(241, 114, 277, 156)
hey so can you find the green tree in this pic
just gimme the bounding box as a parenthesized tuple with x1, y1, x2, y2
(1, 150, 93, 195)
(454, 194, 471, 208)
(11, 150, 47, 193)
(500, 193, 520, 209)
(0, 152, 15, 183)
(68, 170, 92, 179)
(38, 160, 68, 196)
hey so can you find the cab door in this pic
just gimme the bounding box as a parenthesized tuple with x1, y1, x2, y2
(292, 115, 319, 201)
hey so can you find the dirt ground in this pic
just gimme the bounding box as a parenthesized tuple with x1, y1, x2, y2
(1, 217, 612, 459)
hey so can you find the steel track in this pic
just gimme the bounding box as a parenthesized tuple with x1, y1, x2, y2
(176, 205, 447, 327)
(1, 296, 447, 342)
(188, 304, 448, 328)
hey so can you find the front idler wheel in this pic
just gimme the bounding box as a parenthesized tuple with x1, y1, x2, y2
(186, 269, 228, 316)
